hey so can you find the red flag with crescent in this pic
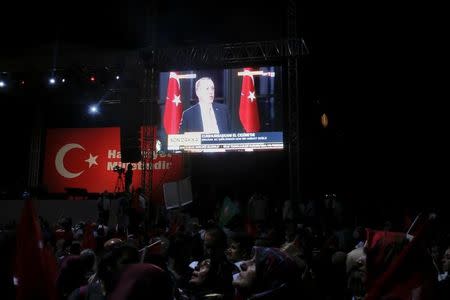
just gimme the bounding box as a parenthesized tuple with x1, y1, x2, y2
(239, 67, 260, 132)
(163, 72, 183, 134)
(43, 127, 183, 204)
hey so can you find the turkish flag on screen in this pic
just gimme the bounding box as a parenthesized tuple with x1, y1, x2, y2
(163, 72, 183, 134)
(239, 67, 260, 132)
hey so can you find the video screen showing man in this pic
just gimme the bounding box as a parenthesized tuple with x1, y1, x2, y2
(179, 77, 230, 134)
(159, 67, 284, 153)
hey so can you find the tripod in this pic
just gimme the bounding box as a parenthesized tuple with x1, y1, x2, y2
(114, 173, 125, 193)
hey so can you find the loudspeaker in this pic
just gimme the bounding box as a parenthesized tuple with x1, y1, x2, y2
(118, 60, 144, 163)
(120, 126, 141, 163)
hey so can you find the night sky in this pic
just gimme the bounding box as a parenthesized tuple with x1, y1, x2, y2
(0, 1, 439, 213)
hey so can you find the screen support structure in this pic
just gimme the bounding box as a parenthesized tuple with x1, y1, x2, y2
(140, 37, 308, 218)
(287, 0, 302, 214)
(28, 104, 43, 189)
(141, 57, 157, 230)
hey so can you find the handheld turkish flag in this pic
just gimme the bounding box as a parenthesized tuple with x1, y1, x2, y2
(239, 67, 260, 132)
(15, 199, 58, 300)
(163, 72, 183, 134)
(365, 216, 435, 300)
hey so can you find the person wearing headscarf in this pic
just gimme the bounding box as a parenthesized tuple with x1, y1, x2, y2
(185, 257, 234, 300)
(233, 247, 300, 299)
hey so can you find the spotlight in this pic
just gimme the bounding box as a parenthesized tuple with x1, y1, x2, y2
(89, 105, 99, 114)
(0, 81, 5, 88)
(321, 113, 329, 128)
(49, 78, 56, 85)
(116, 75, 120, 80)
(61, 78, 66, 83)
(90, 76, 96, 82)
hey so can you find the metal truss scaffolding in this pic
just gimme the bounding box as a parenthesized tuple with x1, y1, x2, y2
(144, 38, 308, 69)
(141, 61, 158, 228)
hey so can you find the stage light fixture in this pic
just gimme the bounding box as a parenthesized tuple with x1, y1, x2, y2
(61, 78, 66, 83)
(89, 105, 99, 114)
(321, 113, 329, 128)
(90, 76, 96, 82)
(0, 81, 5, 88)
(116, 75, 120, 80)
(49, 78, 56, 85)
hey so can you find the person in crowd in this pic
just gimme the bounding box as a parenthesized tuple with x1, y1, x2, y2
(232, 246, 300, 299)
(68, 244, 140, 300)
(129, 188, 146, 234)
(352, 226, 366, 249)
(280, 233, 309, 277)
(225, 231, 254, 276)
(57, 255, 94, 300)
(226, 232, 253, 264)
(109, 263, 174, 300)
(346, 246, 367, 300)
(125, 164, 133, 193)
(179, 77, 230, 134)
(104, 238, 123, 252)
(247, 192, 269, 227)
(116, 192, 130, 231)
(180, 225, 235, 299)
(97, 190, 111, 226)
(181, 256, 234, 300)
(203, 225, 228, 259)
(437, 245, 450, 298)
(80, 249, 97, 282)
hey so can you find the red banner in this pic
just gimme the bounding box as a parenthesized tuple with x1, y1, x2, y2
(43, 127, 183, 204)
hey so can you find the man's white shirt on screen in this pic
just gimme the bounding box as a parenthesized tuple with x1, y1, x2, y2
(199, 102, 219, 133)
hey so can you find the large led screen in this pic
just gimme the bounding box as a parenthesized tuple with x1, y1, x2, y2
(158, 66, 283, 153)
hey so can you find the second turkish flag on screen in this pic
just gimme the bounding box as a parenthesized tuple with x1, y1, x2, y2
(239, 68, 260, 133)
(163, 72, 183, 134)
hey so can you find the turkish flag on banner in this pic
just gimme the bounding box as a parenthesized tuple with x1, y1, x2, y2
(43, 127, 183, 201)
(239, 67, 260, 132)
(163, 72, 183, 134)
(43, 127, 120, 193)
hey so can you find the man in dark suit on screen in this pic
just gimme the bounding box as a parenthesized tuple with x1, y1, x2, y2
(179, 77, 230, 134)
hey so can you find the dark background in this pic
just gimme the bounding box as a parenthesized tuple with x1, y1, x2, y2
(0, 1, 441, 219)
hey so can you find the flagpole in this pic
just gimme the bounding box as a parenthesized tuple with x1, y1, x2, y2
(406, 213, 421, 236)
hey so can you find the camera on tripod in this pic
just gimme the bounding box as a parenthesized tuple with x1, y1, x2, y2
(113, 165, 125, 175)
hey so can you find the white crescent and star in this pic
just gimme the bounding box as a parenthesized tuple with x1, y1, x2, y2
(55, 143, 99, 178)
(247, 91, 256, 102)
(172, 94, 181, 106)
(240, 91, 257, 103)
(85, 153, 98, 168)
